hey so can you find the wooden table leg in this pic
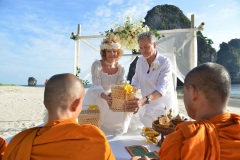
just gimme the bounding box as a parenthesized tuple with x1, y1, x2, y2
(157, 134, 165, 147)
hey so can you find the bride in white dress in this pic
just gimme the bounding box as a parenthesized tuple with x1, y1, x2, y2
(83, 36, 140, 135)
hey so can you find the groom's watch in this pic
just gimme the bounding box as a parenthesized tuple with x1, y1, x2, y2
(145, 96, 151, 104)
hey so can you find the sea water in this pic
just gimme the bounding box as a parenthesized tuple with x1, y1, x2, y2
(84, 84, 240, 98)
(231, 84, 240, 98)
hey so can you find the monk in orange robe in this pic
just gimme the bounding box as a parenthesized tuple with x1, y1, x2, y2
(132, 63, 240, 160)
(3, 73, 115, 160)
(0, 137, 7, 160)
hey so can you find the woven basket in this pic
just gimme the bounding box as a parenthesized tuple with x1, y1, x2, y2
(78, 109, 100, 127)
(110, 85, 137, 112)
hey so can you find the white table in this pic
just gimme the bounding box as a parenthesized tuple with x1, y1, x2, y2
(102, 127, 160, 160)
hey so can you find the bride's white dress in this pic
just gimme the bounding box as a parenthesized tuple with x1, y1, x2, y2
(83, 60, 141, 134)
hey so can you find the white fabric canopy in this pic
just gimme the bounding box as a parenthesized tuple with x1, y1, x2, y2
(73, 26, 201, 84)
(155, 29, 198, 87)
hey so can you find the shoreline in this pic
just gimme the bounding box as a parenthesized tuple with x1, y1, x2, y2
(0, 86, 239, 140)
(19, 84, 240, 99)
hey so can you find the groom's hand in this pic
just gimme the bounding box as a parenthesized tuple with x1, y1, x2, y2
(125, 98, 143, 114)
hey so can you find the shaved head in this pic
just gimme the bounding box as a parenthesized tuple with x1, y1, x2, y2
(44, 73, 85, 115)
(184, 62, 231, 106)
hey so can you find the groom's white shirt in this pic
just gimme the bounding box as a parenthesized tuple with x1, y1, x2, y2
(131, 52, 178, 127)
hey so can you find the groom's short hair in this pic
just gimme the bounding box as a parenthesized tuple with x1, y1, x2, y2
(138, 31, 156, 44)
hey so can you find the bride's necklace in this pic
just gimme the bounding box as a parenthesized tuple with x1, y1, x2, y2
(104, 61, 115, 68)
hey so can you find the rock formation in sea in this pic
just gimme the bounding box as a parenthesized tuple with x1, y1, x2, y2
(28, 77, 37, 86)
(217, 39, 240, 83)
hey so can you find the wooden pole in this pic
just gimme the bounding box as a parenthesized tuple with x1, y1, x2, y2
(191, 14, 194, 28)
(73, 24, 81, 75)
(76, 24, 81, 70)
(77, 24, 80, 35)
(191, 14, 198, 68)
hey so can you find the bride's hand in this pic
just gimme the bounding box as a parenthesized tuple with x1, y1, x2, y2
(101, 93, 112, 106)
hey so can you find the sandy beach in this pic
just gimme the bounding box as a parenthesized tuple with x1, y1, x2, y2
(0, 85, 240, 140)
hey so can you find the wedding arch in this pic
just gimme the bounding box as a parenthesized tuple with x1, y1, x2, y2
(71, 20, 204, 88)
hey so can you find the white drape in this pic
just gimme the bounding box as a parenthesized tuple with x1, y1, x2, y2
(155, 29, 198, 88)
(75, 28, 199, 84)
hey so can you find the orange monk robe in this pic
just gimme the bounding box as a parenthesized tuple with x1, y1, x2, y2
(159, 113, 240, 160)
(3, 118, 115, 160)
(0, 137, 8, 159)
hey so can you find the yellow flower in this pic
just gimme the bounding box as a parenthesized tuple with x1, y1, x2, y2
(88, 104, 99, 110)
(124, 84, 133, 94)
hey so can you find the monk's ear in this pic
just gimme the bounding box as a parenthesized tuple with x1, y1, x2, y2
(189, 85, 198, 101)
(70, 99, 80, 111)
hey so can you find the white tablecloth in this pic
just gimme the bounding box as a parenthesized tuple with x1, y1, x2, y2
(102, 127, 160, 160)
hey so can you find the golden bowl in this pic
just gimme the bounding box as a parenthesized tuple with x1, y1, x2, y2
(141, 127, 160, 145)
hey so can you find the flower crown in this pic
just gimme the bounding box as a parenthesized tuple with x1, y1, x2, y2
(100, 42, 121, 50)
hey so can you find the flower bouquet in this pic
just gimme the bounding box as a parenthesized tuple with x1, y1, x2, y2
(101, 17, 150, 50)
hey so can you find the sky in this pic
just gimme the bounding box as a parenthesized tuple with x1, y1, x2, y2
(0, 0, 240, 85)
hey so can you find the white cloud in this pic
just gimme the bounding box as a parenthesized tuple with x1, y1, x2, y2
(208, 4, 215, 8)
(115, 6, 139, 19)
(114, 1, 152, 19)
(96, 6, 112, 17)
(219, 6, 239, 18)
(108, 0, 124, 5)
(86, 1, 152, 34)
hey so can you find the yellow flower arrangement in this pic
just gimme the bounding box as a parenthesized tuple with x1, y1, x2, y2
(88, 104, 99, 110)
(101, 17, 150, 50)
(124, 84, 134, 94)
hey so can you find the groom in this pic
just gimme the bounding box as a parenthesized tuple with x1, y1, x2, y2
(129, 31, 178, 127)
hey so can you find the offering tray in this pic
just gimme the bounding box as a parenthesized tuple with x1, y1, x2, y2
(152, 120, 175, 147)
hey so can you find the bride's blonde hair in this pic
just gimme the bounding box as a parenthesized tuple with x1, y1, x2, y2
(100, 36, 123, 60)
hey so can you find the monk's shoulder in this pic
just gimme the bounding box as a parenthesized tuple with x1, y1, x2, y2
(0, 137, 7, 145)
(76, 124, 105, 137)
(0, 137, 7, 149)
(176, 121, 200, 137)
(8, 127, 41, 144)
(79, 124, 101, 130)
(15, 127, 40, 136)
(177, 121, 198, 129)
(231, 113, 240, 123)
